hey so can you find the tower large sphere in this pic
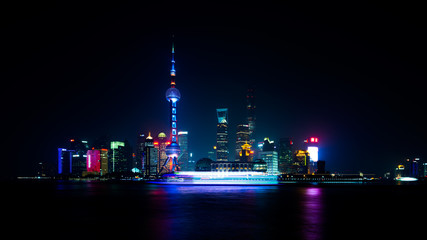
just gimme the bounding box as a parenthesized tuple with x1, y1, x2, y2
(166, 87, 181, 102)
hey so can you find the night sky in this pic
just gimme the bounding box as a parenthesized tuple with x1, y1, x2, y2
(4, 2, 426, 177)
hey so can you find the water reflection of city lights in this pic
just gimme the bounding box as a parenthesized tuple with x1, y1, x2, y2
(301, 187, 323, 240)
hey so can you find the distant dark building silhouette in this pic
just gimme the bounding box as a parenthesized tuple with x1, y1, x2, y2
(195, 158, 213, 171)
(135, 133, 146, 172)
(317, 160, 326, 174)
(278, 137, 293, 174)
(402, 158, 421, 178)
(261, 137, 275, 151)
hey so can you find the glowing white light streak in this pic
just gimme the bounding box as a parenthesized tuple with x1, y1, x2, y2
(307, 146, 318, 162)
(396, 177, 418, 182)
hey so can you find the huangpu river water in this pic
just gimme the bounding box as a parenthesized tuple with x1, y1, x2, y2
(4, 181, 426, 240)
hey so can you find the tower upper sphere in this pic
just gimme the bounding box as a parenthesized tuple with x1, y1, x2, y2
(166, 87, 181, 102)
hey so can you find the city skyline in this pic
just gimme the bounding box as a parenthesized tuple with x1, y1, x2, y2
(4, 2, 426, 178)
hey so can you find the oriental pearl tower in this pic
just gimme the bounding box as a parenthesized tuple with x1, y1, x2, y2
(163, 39, 181, 173)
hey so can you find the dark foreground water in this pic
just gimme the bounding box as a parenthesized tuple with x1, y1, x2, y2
(4, 181, 426, 240)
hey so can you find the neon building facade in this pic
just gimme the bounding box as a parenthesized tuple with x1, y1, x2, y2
(58, 148, 72, 175)
(86, 150, 101, 173)
(163, 39, 181, 173)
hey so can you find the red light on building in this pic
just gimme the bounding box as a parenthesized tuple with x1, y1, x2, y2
(310, 137, 319, 143)
(166, 141, 171, 145)
(154, 142, 159, 145)
(70, 139, 75, 142)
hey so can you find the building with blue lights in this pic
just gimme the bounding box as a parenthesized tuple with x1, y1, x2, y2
(259, 138, 279, 175)
(58, 139, 89, 177)
(178, 131, 189, 171)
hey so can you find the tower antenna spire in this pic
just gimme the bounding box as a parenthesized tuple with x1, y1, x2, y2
(170, 34, 176, 84)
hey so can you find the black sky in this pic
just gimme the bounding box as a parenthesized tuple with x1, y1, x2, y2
(4, 2, 426, 177)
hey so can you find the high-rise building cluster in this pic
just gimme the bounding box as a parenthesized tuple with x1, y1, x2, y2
(54, 38, 326, 179)
(207, 86, 325, 176)
(394, 157, 426, 180)
(56, 39, 194, 179)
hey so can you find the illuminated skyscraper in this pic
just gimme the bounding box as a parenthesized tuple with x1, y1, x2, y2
(143, 132, 158, 178)
(259, 138, 278, 175)
(178, 131, 189, 170)
(246, 87, 256, 145)
(85, 149, 108, 175)
(293, 150, 309, 174)
(58, 148, 72, 175)
(99, 149, 108, 176)
(156, 132, 168, 172)
(163, 38, 181, 173)
(216, 108, 229, 161)
(70, 139, 89, 177)
(278, 137, 293, 174)
(235, 124, 250, 160)
(305, 137, 319, 174)
(110, 141, 124, 173)
(57, 139, 89, 177)
(135, 133, 146, 172)
(109, 140, 132, 173)
(239, 142, 254, 162)
(86, 149, 101, 173)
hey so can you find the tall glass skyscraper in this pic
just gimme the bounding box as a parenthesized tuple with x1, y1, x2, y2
(278, 137, 293, 174)
(235, 124, 250, 160)
(178, 131, 189, 170)
(110, 141, 124, 173)
(216, 108, 229, 161)
(259, 138, 278, 175)
(143, 132, 158, 178)
(246, 87, 256, 145)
